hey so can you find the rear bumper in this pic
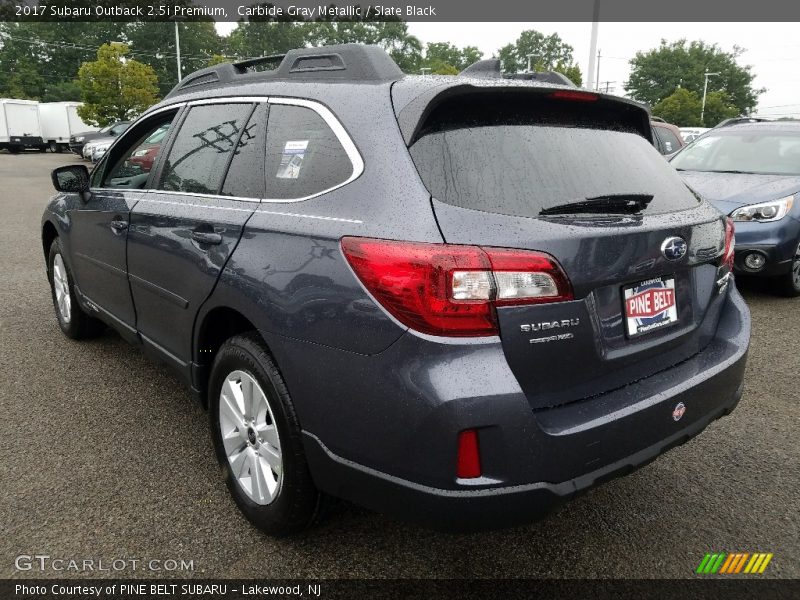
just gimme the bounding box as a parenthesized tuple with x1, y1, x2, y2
(2, 136, 43, 148)
(298, 286, 750, 531)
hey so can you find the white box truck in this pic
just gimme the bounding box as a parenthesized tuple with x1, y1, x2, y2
(0, 99, 45, 153)
(39, 101, 98, 153)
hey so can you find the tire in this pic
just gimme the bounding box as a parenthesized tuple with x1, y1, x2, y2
(209, 332, 323, 536)
(49, 141, 60, 153)
(38, 145, 48, 153)
(47, 238, 105, 339)
(774, 241, 800, 297)
(8, 145, 20, 154)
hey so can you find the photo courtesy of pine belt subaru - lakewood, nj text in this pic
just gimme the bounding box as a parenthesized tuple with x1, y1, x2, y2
(41, 45, 751, 535)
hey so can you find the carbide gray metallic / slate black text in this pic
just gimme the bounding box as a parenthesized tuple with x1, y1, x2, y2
(40, 44, 750, 534)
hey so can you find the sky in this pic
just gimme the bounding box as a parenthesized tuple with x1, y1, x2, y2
(215, 21, 800, 117)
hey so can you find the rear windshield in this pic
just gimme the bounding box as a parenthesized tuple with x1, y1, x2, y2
(409, 95, 701, 217)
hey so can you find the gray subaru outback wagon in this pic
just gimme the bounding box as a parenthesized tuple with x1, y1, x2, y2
(42, 44, 750, 535)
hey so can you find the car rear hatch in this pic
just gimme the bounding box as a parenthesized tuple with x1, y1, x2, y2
(395, 82, 732, 409)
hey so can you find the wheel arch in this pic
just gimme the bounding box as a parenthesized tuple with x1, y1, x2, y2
(42, 220, 59, 262)
(193, 305, 267, 405)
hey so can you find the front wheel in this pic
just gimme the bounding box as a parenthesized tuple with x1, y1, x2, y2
(209, 333, 323, 536)
(774, 241, 800, 297)
(47, 239, 104, 339)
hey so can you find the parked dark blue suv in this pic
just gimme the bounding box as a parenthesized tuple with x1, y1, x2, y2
(42, 45, 750, 535)
(671, 119, 800, 295)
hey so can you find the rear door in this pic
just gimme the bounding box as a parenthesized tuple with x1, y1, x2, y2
(127, 101, 266, 371)
(406, 90, 729, 408)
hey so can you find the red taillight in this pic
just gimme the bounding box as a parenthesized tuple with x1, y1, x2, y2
(341, 237, 573, 337)
(723, 218, 735, 270)
(456, 429, 482, 479)
(549, 90, 599, 102)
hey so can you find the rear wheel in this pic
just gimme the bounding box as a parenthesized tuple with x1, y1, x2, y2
(38, 145, 48, 153)
(774, 240, 800, 297)
(47, 239, 105, 339)
(49, 141, 61, 153)
(209, 333, 323, 536)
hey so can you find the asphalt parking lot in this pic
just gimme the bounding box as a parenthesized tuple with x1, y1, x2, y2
(1, 151, 798, 579)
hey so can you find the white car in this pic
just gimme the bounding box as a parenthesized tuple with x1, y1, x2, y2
(679, 127, 710, 143)
(82, 136, 114, 162)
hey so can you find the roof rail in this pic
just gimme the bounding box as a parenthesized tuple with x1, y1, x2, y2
(650, 116, 666, 123)
(457, 59, 577, 87)
(713, 116, 772, 128)
(165, 44, 404, 99)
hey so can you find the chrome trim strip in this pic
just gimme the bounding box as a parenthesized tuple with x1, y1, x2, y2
(137, 195, 255, 213)
(143, 188, 261, 204)
(186, 96, 269, 106)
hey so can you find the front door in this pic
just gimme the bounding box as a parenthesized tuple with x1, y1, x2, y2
(127, 101, 267, 372)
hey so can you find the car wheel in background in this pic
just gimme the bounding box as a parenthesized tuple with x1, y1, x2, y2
(209, 332, 324, 536)
(47, 238, 105, 339)
(776, 240, 800, 297)
(49, 141, 61, 153)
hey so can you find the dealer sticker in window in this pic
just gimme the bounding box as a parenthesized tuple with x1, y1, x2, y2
(276, 140, 308, 179)
(623, 276, 679, 337)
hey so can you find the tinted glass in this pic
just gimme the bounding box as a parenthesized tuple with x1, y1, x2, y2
(264, 104, 353, 199)
(410, 96, 700, 217)
(656, 127, 681, 154)
(160, 104, 253, 195)
(221, 103, 267, 198)
(99, 116, 175, 190)
(671, 130, 800, 176)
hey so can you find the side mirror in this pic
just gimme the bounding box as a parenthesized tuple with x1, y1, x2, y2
(52, 165, 90, 196)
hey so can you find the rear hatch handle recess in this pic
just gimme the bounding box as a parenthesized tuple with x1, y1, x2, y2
(539, 194, 654, 216)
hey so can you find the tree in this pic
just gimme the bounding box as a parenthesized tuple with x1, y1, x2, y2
(652, 88, 702, 126)
(423, 42, 482, 72)
(498, 30, 583, 85)
(626, 39, 763, 116)
(305, 19, 422, 72)
(76, 43, 159, 127)
(702, 91, 741, 126)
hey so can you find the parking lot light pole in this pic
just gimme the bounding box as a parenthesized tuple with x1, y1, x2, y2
(701, 71, 720, 125)
(174, 20, 182, 83)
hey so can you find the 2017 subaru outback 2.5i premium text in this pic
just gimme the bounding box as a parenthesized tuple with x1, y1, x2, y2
(42, 45, 750, 535)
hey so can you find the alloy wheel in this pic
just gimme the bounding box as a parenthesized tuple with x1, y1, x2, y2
(218, 370, 282, 505)
(793, 242, 800, 288)
(52, 254, 72, 324)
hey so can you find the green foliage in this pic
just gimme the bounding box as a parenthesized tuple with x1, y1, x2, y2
(42, 81, 82, 102)
(208, 54, 230, 67)
(652, 88, 702, 126)
(702, 91, 741, 126)
(422, 42, 482, 72)
(497, 30, 582, 85)
(626, 39, 763, 115)
(76, 43, 159, 127)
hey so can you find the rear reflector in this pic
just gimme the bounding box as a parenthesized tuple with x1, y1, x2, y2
(341, 237, 573, 337)
(456, 429, 482, 479)
(723, 218, 735, 271)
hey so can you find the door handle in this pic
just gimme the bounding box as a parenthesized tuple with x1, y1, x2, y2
(191, 231, 223, 245)
(110, 219, 128, 232)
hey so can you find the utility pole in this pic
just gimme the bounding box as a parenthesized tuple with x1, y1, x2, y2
(595, 49, 601, 91)
(174, 20, 182, 83)
(701, 71, 720, 125)
(586, 0, 600, 90)
(526, 54, 538, 73)
(420, 68, 431, 75)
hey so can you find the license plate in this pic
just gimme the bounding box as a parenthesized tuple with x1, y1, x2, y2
(623, 276, 678, 337)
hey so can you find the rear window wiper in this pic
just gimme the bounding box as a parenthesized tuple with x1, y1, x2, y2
(539, 194, 654, 216)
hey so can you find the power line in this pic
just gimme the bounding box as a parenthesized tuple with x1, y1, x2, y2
(0, 31, 237, 61)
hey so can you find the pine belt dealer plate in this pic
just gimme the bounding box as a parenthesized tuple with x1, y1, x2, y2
(623, 276, 679, 337)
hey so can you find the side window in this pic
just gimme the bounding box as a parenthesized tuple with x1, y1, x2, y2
(220, 103, 267, 198)
(99, 114, 176, 190)
(652, 127, 666, 154)
(264, 104, 354, 200)
(659, 128, 680, 154)
(159, 104, 253, 195)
